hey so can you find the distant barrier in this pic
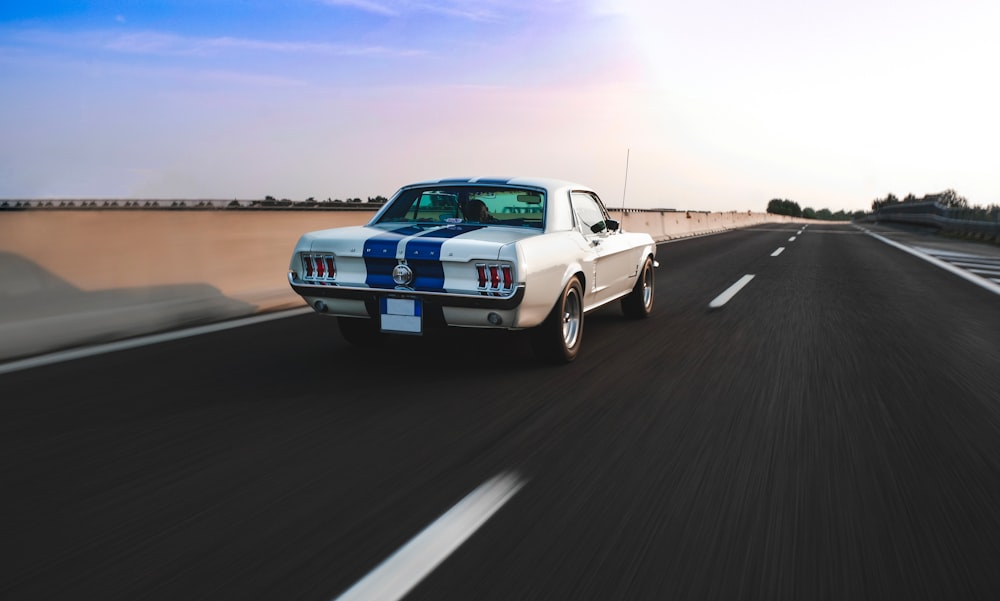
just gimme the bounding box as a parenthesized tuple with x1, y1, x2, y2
(0, 208, 804, 362)
(612, 208, 803, 241)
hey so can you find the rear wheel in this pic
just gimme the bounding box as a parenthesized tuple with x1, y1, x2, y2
(337, 317, 383, 347)
(531, 277, 584, 363)
(621, 257, 654, 319)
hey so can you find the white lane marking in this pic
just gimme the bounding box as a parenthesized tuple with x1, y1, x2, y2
(0, 307, 314, 375)
(862, 231, 1000, 297)
(333, 472, 525, 601)
(709, 274, 756, 309)
(771, 247, 785, 257)
(788, 236, 797, 242)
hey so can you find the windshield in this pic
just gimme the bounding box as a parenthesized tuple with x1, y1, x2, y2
(375, 186, 545, 229)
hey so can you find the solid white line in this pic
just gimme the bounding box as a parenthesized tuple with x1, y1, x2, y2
(863, 231, 1000, 297)
(771, 247, 785, 257)
(333, 473, 525, 601)
(788, 236, 797, 242)
(709, 274, 756, 309)
(0, 307, 314, 375)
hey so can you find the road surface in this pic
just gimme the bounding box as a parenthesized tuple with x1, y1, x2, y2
(3, 223, 999, 600)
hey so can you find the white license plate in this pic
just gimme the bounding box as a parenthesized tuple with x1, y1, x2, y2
(380, 297, 422, 334)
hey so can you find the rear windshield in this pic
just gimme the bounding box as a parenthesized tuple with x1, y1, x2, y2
(375, 186, 545, 229)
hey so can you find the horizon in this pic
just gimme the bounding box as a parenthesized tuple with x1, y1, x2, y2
(2, 1, 998, 213)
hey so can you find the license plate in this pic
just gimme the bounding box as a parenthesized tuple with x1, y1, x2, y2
(380, 297, 422, 334)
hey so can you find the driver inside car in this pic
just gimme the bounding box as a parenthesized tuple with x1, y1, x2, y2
(463, 198, 497, 223)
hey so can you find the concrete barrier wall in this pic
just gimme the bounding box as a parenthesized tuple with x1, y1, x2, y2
(612, 209, 806, 241)
(0, 208, 805, 361)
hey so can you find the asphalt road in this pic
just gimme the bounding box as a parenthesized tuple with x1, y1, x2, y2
(3, 223, 1000, 600)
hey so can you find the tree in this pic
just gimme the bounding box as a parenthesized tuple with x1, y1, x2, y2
(767, 198, 802, 217)
(936, 189, 968, 208)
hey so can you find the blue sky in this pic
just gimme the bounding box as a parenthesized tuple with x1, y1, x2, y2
(2, 0, 998, 211)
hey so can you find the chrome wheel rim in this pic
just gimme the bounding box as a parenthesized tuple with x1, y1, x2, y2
(642, 264, 653, 309)
(562, 286, 581, 349)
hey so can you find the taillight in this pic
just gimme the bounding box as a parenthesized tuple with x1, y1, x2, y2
(475, 263, 514, 294)
(301, 253, 335, 282)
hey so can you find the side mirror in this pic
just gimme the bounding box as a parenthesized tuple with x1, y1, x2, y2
(606, 219, 620, 232)
(590, 221, 606, 234)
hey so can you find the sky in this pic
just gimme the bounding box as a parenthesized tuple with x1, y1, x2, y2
(1, 0, 998, 212)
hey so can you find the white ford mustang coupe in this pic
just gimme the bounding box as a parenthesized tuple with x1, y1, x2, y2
(288, 177, 657, 362)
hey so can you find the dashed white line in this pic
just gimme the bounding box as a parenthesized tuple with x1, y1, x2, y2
(771, 247, 785, 257)
(788, 236, 797, 242)
(333, 472, 525, 601)
(709, 274, 756, 309)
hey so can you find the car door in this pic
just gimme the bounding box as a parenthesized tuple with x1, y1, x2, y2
(570, 191, 637, 305)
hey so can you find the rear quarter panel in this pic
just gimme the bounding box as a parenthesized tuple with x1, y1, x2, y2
(513, 232, 594, 328)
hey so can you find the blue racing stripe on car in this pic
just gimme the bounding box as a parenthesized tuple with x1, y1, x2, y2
(404, 224, 486, 258)
(408, 259, 445, 292)
(363, 225, 423, 288)
(365, 258, 398, 289)
(362, 225, 422, 257)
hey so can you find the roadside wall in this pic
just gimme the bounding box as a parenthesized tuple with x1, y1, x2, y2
(0, 209, 804, 361)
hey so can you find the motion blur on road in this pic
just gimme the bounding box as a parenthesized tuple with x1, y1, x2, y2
(3, 223, 1000, 600)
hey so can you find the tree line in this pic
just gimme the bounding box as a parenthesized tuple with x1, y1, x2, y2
(256, 195, 388, 206)
(766, 198, 859, 221)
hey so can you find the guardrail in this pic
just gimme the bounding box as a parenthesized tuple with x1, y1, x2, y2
(871, 201, 1000, 242)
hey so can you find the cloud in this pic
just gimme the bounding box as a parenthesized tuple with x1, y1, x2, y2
(5, 28, 423, 59)
(320, 0, 400, 17)
(320, 0, 581, 23)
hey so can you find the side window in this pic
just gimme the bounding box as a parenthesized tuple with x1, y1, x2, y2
(571, 192, 609, 234)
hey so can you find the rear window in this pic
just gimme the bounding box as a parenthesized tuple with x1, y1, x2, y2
(376, 186, 545, 229)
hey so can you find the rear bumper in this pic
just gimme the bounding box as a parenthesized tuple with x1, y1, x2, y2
(288, 273, 525, 310)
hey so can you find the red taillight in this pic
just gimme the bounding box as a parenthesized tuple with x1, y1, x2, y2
(303, 254, 334, 280)
(476, 263, 513, 293)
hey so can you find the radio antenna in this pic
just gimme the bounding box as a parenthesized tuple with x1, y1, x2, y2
(620, 148, 631, 213)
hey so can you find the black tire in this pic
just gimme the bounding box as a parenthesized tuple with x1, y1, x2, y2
(337, 316, 383, 347)
(531, 277, 584, 363)
(621, 257, 654, 319)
